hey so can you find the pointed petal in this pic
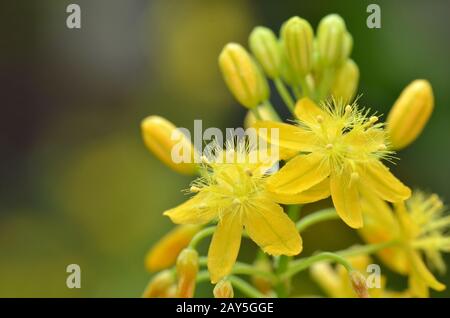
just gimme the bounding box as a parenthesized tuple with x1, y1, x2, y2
(253, 120, 316, 152)
(294, 98, 329, 125)
(362, 161, 411, 202)
(330, 170, 363, 228)
(267, 153, 329, 194)
(244, 197, 302, 256)
(409, 250, 446, 292)
(164, 192, 217, 225)
(269, 179, 330, 204)
(208, 210, 243, 283)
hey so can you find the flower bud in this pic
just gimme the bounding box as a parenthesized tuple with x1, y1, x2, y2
(213, 279, 234, 298)
(387, 79, 434, 150)
(338, 32, 353, 66)
(331, 59, 359, 102)
(251, 257, 273, 294)
(281, 16, 314, 77)
(142, 270, 175, 298)
(219, 43, 269, 109)
(141, 116, 196, 175)
(145, 225, 201, 272)
(317, 14, 347, 67)
(249, 27, 282, 79)
(176, 248, 199, 298)
(349, 270, 370, 298)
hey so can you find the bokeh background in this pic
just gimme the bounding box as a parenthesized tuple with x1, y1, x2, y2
(0, 0, 449, 297)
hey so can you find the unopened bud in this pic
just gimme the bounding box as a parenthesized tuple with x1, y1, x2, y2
(249, 27, 282, 79)
(219, 43, 269, 109)
(213, 279, 234, 298)
(176, 248, 199, 298)
(349, 270, 370, 298)
(145, 225, 201, 272)
(251, 257, 273, 294)
(387, 79, 434, 150)
(141, 116, 196, 175)
(142, 270, 175, 298)
(317, 14, 347, 67)
(331, 59, 359, 102)
(281, 16, 314, 77)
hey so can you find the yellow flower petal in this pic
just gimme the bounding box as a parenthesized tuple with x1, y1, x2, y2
(164, 192, 217, 225)
(145, 225, 201, 272)
(330, 170, 363, 228)
(267, 153, 329, 194)
(253, 120, 315, 152)
(208, 210, 243, 283)
(269, 179, 330, 204)
(294, 97, 329, 125)
(409, 250, 446, 292)
(243, 197, 302, 256)
(362, 161, 411, 202)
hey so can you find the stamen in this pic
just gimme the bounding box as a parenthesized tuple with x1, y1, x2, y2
(325, 143, 333, 150)
(345, 105, 352, 113)
(316, 115, 324, 123)
(369, 116, 378, 124)
(378, 144, 387, 151)
(245, 168, 253, 176)
(198, 203, 208, 209)
(201, 155, 210, 164)
(350, 172, 359, 182)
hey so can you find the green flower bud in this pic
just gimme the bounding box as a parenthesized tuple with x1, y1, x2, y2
(317, 14, 347, 67)
(249, 27, 282, 79)
(281, 16, 314, 78)
(219, 43, 269, 109)
(331, 59, 359, 102)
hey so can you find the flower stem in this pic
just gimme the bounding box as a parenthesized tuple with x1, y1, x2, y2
(296, 208, 339, 232)
(299, 76, 312, 98)
(282, 252, 353, 280)
(188, 226, 215, 249)
(337, 240, 398, 258)
(274, 77, 295, 112)
(260, 100, 281, 121)
(228, 275, 266, 298)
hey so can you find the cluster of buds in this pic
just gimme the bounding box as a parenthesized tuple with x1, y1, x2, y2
(219, 14, 359, 120)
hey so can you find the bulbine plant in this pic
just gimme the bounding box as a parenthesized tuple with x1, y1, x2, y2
(141, 14, 448, 298)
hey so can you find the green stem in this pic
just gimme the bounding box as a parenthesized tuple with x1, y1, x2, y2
(228, 276, 266, 298)
(282, 252, 353, 280)
(296, 208, 339, 232)
(274, 78, 295, 112)
(198, 257, 277, 283)
(188, 226, 215, 249)
(337, 240, 398, 258)
(196, 270, 210, 284)
(298, 76, 312, 98)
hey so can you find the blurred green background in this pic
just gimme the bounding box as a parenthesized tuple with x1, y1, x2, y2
(0, 0, 449, 297)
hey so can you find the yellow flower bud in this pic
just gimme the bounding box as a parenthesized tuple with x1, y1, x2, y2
(251, 257, 273, 295)
(349, 270, 370, 298)
(176, 248, 199, 298)
(145, 225, 201, 272)
(141, 116, 196, 175)
(279, 43, 296, 85)
(317, 14, 347, 67)
(142, 270, 175, 298)
(387, 79, 434, 150)
(331, 59, 359, 102)
(249, 27, 282, 79)
(281, 16, 314, 77)
(213, 279, 234, 298)
(219, 43, 269, 109)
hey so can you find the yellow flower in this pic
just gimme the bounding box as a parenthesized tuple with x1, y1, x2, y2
(163, 141, 302, 283)
(142, 270, 176, 298)
(310, 255, 409, 298)
(145, 225, 201, 272)
(359, 190, 449, 297)
(254, 98, 411, 228)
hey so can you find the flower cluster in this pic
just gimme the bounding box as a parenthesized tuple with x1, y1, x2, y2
(140, 14, 447, 298)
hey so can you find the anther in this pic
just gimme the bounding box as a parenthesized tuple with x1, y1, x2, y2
(198, 203, 208, 209)
(325, 143, 333, 150)
(190, 186, 201, 193)
(245, 168, 253, 176)
(369, 116, 378, 124)
(350, 172, 359, 182)
(378, 144, 387, 151)
(316, 115, 324, 123)
(345, 105, 352, 113)
(201, 155, 210, 164)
